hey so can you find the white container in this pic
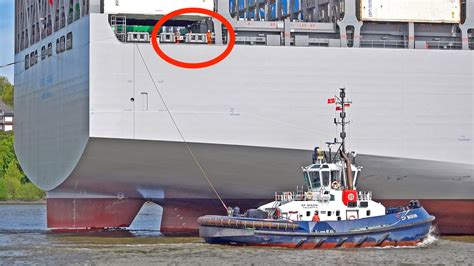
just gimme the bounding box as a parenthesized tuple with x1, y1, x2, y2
(360, 0, 461, 23)
(104, 0, 214, 17)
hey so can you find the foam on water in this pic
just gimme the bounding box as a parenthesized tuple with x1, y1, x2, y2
(367, 225, 438, 250)
(417, 225, 439, 247)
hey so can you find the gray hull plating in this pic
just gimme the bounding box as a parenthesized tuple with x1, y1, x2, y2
(15, 14, 474, 201)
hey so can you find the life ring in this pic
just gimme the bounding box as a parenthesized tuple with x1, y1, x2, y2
(348, 193, 355, 201)
(331, 181, 340, 190)
(348, 215, 356, 220)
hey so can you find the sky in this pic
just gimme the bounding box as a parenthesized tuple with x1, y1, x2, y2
(0, 0, 14, 84)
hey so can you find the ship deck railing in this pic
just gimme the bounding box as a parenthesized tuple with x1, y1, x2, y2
(275, 191, 306, 202)
(358, 191, 373, 201)
(426, 41, 463, 50)
(360, 40, 408, 49)
(122, 31, 469, 51)
(275, 190, 321, 202)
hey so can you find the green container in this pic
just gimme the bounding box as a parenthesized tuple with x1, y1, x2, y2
(126, 25, 154, 34)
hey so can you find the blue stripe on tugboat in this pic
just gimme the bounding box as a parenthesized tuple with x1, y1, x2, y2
(198, 88, 436, 249)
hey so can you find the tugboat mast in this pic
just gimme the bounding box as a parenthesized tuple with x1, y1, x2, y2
(334, 88, 351, 155)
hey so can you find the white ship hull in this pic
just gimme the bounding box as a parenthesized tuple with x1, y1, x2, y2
(14, 14, 474, 234)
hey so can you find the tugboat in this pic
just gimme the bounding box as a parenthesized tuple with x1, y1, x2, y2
(198, 88, 435, 249)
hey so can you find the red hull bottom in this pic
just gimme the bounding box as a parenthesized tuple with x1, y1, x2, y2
(47, 198, 474, 235)
(47, 198, 146, 230)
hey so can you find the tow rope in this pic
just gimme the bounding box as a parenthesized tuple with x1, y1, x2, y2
(137, 46, 228, 211)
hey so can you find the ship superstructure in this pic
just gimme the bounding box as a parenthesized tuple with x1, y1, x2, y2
(14, 0, 474, 235)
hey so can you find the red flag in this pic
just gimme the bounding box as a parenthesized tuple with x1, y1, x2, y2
(327, 98, 336, 104)
(336, 106, 343, 111)
(48, 0, 53, 6)
(344, 103, 351, 108)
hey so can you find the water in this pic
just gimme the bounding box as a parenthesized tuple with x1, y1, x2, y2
(0, 204, 473, 265)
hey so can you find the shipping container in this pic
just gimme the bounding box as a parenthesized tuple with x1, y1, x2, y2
(360, 0, 461, 23)
(103, 0, 214, 17)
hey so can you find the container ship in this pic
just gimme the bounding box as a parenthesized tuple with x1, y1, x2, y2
(14, 0, 473, 235)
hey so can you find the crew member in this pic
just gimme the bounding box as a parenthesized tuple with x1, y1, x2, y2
(206, 30, 212, 44)
(312, 211, 320, 222)
(175, 30, 181, 44)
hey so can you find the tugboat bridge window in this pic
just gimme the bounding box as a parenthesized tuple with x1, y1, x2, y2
(30, 51, 35, 67)
(60, 36, 66, 52)
(41, 46, 46, 60)
(303, 172, 311, 188)
(331, 170, 342, 184)
(66, 32, 73, 50)
(56, 38, 60, 54)
(47, 43, 53, 57)
(321, 171, 330, 187)
(24, 54, 29, 69)
(309, 171, 321, 189)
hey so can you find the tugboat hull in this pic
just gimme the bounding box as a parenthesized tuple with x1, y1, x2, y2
(199, 207, 435, 249)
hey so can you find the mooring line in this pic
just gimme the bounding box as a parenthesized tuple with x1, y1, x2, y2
(136, 45, 228, 211)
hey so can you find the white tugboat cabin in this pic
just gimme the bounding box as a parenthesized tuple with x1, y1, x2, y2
(257, 158, 386, 222)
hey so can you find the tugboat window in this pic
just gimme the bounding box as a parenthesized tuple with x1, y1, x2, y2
(322, 171, 330, 187)
(25, 54, 29, 69)
(30, 52, 35, 66)
(308, 171, 321, 188)
(306, 211, 311, 217)
(47, 43, 53, 56)
(66, 32, 73, 50)
(331, 170, 341, 183)
(328, 211, 332, 216)
(336, 210, 340, 216)
(367, 210, 371, 216)
(303, 172, 312, 189)
(60, 36, 66, 52)
(56, 38, 60, 53)
(41, 46, 46, 60)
